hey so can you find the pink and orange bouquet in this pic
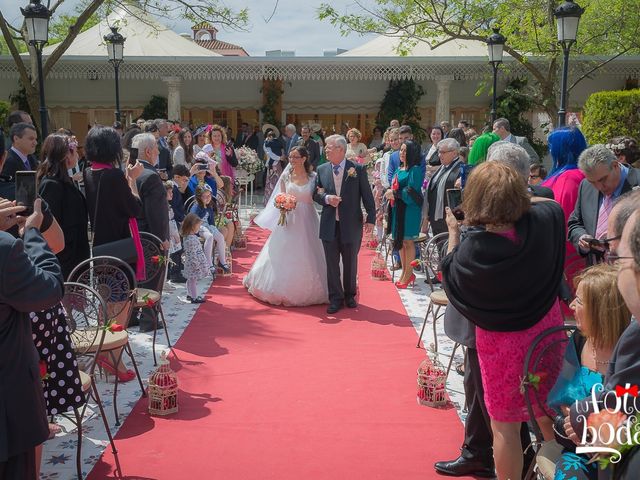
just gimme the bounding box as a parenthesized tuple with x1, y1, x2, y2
(274, 193, 297, 226)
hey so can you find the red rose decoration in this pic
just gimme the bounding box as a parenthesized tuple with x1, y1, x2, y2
(110, 323, 124, 332)
(410, 259, 421, 267)
(151, 255, 160, 264)
(225, 212, 233, 219)
(39, 360, 48, 379)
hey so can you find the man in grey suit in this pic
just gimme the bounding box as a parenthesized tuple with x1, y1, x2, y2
(492, 117, 540, 163)
(313, 134, 376, 314)
(568, 145, 640, 264)
(0, 199, 64, 479)
(284, 124, 301, 156)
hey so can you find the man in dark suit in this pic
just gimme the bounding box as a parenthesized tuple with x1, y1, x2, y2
(314, 134, 376, 314)
(568, 144, 640, 264)
(235, 122, 250, 148)
(300, 125, 320, 170)
(0, 198, 64, 480)
(423, 138, 463, 237)
(1, 123, 38, 179)
(132, 133, 170, 249)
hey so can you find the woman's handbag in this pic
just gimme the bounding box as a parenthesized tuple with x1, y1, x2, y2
(90, 169, 142, 275)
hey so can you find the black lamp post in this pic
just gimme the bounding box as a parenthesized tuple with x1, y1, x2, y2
(487, 28, 506, 124)
(21, 0, 51, 137)
(554, 0, 584, 127)
(104, 27, 126, 123)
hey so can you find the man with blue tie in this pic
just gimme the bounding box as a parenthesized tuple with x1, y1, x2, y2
(284, 124, 301, 155)
(1, 123, 38, 179)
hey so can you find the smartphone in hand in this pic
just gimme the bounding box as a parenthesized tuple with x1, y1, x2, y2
(446, 188, 464, 221)
(15, 171, 37, 216)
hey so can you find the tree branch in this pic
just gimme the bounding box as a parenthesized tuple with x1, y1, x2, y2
(0, 11, 34, 95)
(43, 0, 105, 77)
(568, 48, 632, 92)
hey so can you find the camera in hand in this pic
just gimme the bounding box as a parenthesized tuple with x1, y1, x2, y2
(128, 147, 138, 165)
(197, 163, 208, 171)
(446, 188, 464, 221)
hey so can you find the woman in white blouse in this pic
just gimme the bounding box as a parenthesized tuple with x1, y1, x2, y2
(173, 128, 194, 167)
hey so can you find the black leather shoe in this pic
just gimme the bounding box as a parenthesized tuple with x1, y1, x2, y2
(327, 303, 342, 314)
(434, 456, 495, 478)
(345, 297, 357, 308)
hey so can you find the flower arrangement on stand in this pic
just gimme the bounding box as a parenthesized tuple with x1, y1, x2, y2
(274, 193, 297, 226)
(236, 146, 264, 175)
(148, 351, 178, 416)
(417, 345, 447, 407)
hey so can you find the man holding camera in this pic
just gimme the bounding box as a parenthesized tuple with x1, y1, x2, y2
(568, 144, 640, 265)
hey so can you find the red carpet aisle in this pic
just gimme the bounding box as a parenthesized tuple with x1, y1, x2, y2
(88, 228, 468, 480)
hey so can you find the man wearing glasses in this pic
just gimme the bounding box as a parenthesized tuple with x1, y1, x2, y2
(422, 138, 462, 237)
(568, 145, 640, 265)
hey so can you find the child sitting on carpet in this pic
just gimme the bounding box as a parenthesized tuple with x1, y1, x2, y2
(181, 213, 210, 303)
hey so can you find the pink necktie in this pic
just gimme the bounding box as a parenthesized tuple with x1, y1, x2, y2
(595, 195, 613, 240)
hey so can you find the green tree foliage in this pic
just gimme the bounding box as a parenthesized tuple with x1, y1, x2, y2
(318, 0, 640, 126)
(260, 80, 282, 129)
(0, 0, 249, 131)
(581, 89, 640, 144)
(0, 100, 10, 130)
(141, 95, 168, 120)
(376, 79, 425, 142)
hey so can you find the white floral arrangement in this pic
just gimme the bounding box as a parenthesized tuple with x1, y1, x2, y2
(236, 146, 264, 175)
(366, 150, 384, 170)
(605, 142, 627, 152)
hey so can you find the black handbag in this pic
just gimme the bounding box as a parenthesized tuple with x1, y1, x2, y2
(90, 170, 138, 266)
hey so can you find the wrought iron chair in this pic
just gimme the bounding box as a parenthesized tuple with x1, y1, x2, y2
(522, 325, 575, 480)
(68, 256, 145, 426)
(416, 233, 449, 350)
(135, 232, 171, 366)
(62, 282, 119, 480)
(184, 194, 196, 214)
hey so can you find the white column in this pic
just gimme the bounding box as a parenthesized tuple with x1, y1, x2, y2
(162, 76, 182, 122)
(435, 75, 453, 124)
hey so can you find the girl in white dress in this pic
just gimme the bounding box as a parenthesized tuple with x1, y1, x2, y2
(181, 213, 210, 303)
(244, 145, 329, 306)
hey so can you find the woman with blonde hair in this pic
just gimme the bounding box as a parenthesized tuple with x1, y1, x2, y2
(547, 263, 631, 480)
(346, 128, 374, 163)
(442, 161, 566, 480)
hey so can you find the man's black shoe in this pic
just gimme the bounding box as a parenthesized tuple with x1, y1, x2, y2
(434, 456, 495, 478)
(345, 297, 357, 308)
(327, 303, 342, 314)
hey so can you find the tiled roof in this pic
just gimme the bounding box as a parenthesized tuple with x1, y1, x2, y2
(195, 40, 249, 56)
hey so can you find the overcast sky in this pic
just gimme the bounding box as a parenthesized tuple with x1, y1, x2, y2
(0, 0, 375, 56)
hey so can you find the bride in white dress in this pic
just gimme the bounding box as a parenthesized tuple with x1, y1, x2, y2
(243, 145, 329, 306)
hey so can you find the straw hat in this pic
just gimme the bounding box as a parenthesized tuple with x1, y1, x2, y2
(309, 122, 322, 133)
(262, 123, 280, 138)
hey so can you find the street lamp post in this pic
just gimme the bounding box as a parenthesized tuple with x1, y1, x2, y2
(104, 27, 126, 123)
(554, 0, 584, 127)
(487, 28, 506, 124)
(21, 0, 51, 137)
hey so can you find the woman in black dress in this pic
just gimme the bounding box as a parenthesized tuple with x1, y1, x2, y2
(37, 133, 90, 279)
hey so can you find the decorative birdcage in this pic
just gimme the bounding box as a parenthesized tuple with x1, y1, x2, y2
(233, 231, 247, 250)
(417, 347, 447, 407)
(148, 351, 178, 416)
(370, 253, 388, 281)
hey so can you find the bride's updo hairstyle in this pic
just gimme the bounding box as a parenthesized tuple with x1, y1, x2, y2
(289, 145, 312, 174)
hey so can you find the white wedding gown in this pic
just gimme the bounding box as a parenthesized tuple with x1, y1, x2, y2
(243, 175, 329, 306)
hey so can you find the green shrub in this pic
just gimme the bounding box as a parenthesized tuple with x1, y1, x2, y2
(141, 95, 168, 120)
(582, 89, 640, 144)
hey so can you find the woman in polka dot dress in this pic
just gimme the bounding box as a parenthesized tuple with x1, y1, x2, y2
(31, 303, 83, 422)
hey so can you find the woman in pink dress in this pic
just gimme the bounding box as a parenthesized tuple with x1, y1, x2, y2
(442, 162, 565, 480)
(541, 127, 588, 306)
